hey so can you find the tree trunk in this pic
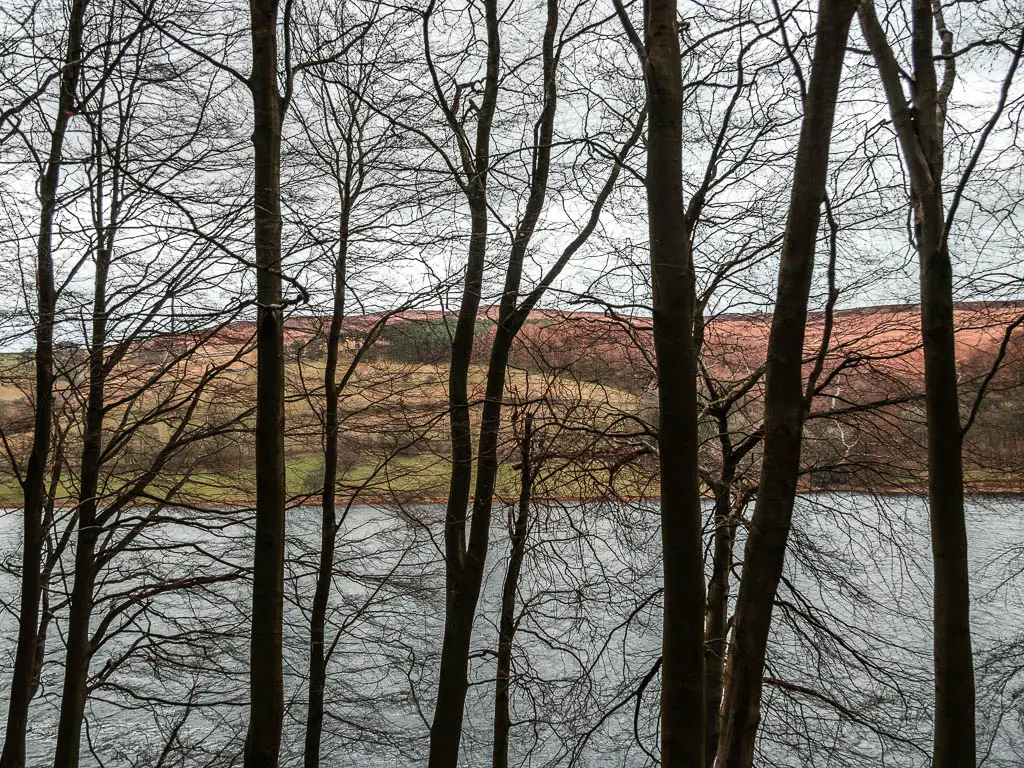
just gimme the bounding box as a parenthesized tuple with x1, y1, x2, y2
(245, 0, 287, 764)
(0, 1, 89, 763)
(52, 246, 110, 768)
(919, 191, 974, 768)
(857, 2, 975, 762)
(427, 194, 492, 768)
(426, 0, 622, 759)
(703, 451, 737, 768)
(643, 0, 705, 763)
(906, 7, 976, 766)
(49, 527, 98, 768)
(492, 414, 533, 768)
(303, 195, 350, 768)
(714, 3, 858, 766)
(428, 216, 530, 768)
(424, 0, 501, 760)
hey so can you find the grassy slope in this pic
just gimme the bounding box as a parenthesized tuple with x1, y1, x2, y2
(0, 355, 656, 507)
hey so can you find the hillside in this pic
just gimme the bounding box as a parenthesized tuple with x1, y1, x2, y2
(0, 300, 1022, 506)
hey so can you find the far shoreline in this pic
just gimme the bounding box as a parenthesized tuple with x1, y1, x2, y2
(2, 486, 1023, 513)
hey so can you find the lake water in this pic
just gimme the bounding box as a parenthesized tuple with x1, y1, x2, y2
(1, 493, 1022, 766)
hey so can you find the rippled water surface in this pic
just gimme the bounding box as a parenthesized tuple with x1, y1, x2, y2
(1, 493, 1022, 766)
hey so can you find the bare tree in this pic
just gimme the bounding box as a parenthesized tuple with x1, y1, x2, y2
(4, 6, 257, 764)
(611, 0, 710, 758)
(244, 0, 287, 759)
(715, 1, 861, 766)
(856, 2, 1024, 764)
(0, 0, 90, 763)
(1, 0, 1024, 765)
(491, 409, 535, 768)
(418, 2, 644, 764)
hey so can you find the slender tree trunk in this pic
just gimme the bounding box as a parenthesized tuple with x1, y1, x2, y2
(245, 0, 286, 764)
(303, 199, 350, 768)
(49, 526, 98, 768)
(52, 247, 110, 768)
(33, 435, 68, 706)
(427, 0, 621, 759)
(492, 414, 533, 768)
(25, 447, 67, 718)
(643, 0, 706, 763)
(714, 4, 858, 766)
(703, 450, 737, 768)
(857, 3, 975, 762)
(425, 0, 498, 758)
(0, 2, 89, 764)
(429, 215, 528, 768)
(439, 303, 536, 734)
(428, 194, 491, 768)
(907, 6, 975, 765)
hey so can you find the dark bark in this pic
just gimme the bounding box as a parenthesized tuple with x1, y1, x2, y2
(492, 413, 533, 768)
(426, 120, 496, 768)
(28, 445, 66, 710)
(643, 0, 705, 762)
(858, 2, 975, 764)
(427, 1, 635, 759)
(52, 239, 111, 768)
(714, 3, 858, 766)
(423, 0, 500, 759)
(699, 367, 762, 768)
(49, 528, 99, 768)
(245, 0, 287, 764)
(0, 1, 89, 764)
(703, 437, 737, 768)
(303, 172, 352, 768)
(918, 192, 974, 768)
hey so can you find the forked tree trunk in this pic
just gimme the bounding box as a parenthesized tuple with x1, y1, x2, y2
(245, 0, 287, 764)
(492, 413, 533, 768)
(427, 154, 495, 768)
(643, 0, 705, 763)
(424, 0, 510, 761)
(858, 2, 975, 763)
(426, 0, 501, 744)
(427, 1, 636, 760)
(0, 2, 89, 764)
(714, 2, 859, 766)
